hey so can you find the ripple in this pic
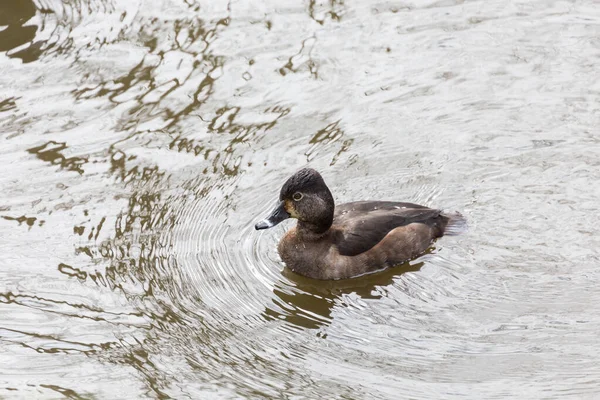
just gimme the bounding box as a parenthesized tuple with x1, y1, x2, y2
(2, 0, 600, 397)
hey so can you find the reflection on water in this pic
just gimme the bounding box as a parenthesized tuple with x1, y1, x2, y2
(267, 261, 424, 330)
(2, 0, 600, 398)
(0, 1, 37, 55)
(27, 141, 88, 174)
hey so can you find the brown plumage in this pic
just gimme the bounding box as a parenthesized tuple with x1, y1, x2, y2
(255, 168, 465, 280)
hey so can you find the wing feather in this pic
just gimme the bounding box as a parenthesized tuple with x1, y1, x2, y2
(332, 202, 442, 257)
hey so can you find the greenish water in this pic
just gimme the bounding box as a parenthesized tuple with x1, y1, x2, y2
(1, 0, 599, 398)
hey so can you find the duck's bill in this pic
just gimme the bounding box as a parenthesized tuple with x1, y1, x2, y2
(255, 201, 290, 230)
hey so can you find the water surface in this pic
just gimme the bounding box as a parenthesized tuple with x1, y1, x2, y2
(1, 0, 600, 398)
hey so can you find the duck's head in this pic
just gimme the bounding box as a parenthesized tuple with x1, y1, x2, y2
(255, 168, 334, 234)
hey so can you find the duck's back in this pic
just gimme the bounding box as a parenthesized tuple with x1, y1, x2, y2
(332, 201, 447, 255)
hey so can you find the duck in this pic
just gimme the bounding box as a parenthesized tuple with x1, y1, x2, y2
(255, 168, 465, 280)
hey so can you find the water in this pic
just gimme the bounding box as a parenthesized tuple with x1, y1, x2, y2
(1, 0, 599, 398)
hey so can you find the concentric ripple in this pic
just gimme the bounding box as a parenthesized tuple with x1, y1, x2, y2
(2, 0, 600, 398)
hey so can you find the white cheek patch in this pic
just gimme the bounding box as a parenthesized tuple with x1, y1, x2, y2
(258, 218, 275, 228)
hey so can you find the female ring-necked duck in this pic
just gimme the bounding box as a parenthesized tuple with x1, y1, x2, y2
(255, 168, 465, 280)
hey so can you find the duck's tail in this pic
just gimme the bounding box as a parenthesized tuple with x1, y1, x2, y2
(441, 211, 467, 236)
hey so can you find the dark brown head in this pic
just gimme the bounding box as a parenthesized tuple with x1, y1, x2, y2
(255, 168, 335, 234)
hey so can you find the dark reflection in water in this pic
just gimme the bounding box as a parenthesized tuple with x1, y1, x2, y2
(2, 0, 600, 398)
(1, 215, 40, 228)
(0, 97, 19, 112)
(70, 172, 185, 397)
(0, 1, 37, 54)
(306, 120, 354, 165)
(71, 14, 229, 134)
(267, 261, 424, 330)
(27, 141, 88, 175)
(308, 0, 344, 25)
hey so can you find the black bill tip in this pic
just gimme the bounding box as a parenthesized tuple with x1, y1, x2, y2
(255, 220, 273, 230)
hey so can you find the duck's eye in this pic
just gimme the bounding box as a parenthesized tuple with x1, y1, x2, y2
(292, 192, 303, 201)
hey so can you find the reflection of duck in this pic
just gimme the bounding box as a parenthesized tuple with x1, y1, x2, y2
(256, 168, 464, 280)
(264, 260, 425, 330)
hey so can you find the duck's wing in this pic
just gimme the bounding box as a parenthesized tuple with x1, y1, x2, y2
(332, 202, 443, 257)
(334, 201, 429, 217)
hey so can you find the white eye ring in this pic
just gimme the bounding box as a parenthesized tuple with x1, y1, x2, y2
(293, 192, 303, 201)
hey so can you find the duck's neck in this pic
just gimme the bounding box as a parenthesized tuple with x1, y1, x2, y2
(296, 205, 334, 241)
(296, 187, 335, 241)
(296, 220, 331, 241)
